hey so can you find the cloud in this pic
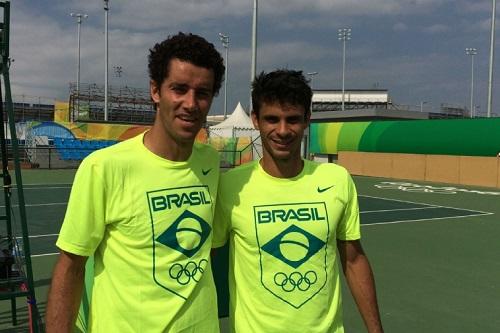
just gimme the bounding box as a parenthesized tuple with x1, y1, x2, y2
(56, 0, 251, 31)
(54, 0, 455, 30)
(456, 0, 493, 14)
(393, 22, 408, 32)
(256, 41, 333, 71)
(4, 0, 496, 113)
(346, 51, 472, 107)
(259, 0, 453, 16)
(10, 7, 77, 100)
(10, 2, 156, 100)
(423, 24, 450, 34)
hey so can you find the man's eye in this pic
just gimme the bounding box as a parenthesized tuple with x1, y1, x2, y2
(173, 86, 187, 94)
(265, 117, 279, 123)
(196, 90, 211, 98)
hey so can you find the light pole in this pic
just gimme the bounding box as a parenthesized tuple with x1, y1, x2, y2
(250, 0, 258, 110)
(487, 0, 496, 118)
(113, 65, 123, 77)
(465, 48, 477, 118)
(70, 12, 88, 121)
(104, 0, 109, 121)
(219, 33, 229, 119)
(304, 71, 318, 160)
(338, 28, 351, 112)
(420, 101, 428, 112)
(307, 72, 318, 112)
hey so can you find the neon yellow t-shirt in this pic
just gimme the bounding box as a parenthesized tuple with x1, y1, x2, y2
(213, 160, 361, 333)
(57, 133, 220, 333)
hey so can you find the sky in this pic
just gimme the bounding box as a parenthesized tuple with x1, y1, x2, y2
(7, 0, 500, 116)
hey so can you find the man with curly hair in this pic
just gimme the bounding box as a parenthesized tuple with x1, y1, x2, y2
(46, 32, 225, 332)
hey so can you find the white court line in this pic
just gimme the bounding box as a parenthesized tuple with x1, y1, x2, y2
(361, 206, 444, 214)
(0, 202, 67, 208)
(9, 184, 72, 190)
(359, 194, 441, 208)
(19, 235, 60, 257)
(23, 186, 71, 190)
(362, 212, 493, 227)
(359, 194, 493, 215)
(15, 234, 58, 239)
(32, 252, 59, 258)
(20, 194, 495, 256)
(18, 183, 72, 186)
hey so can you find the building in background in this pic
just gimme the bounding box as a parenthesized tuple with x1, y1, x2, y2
(311, 89, 467, 122)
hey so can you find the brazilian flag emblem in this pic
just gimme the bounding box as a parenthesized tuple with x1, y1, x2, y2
(254, 202, 329, 308)
(147, 185, 213, 299)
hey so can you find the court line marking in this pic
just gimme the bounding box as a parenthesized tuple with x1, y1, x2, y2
(22, 186, 71, 190)
(359, 194, 441, 208)
(16, 183, 72, 186)
(30, 210, 493, 255)
(30, 214, 495, 255)
(361, 207, 445, 214)
(0, 202, 67, 208)
(32, 252, 59, 258)
(362, 212, 494, 227)
(373, 181, 500, 195)
(15, 234, 58, 239)
(19, 234, 59, 257)
(359, 194, 493, 215)
(14, 194, 495, 254)
(9, 184, 72, 190)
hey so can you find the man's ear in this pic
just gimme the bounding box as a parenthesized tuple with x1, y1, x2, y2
(305, 111, 311, 126)
(150, 80, 160, 104)
(251, 111, 259, 130)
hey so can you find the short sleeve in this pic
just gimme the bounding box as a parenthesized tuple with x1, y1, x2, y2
(56, 157, 107, 256)
(336, 173, 361, 241)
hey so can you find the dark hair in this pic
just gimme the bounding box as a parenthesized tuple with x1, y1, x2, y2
(251, 69, 312, 118)
(148, 32, 225, 95)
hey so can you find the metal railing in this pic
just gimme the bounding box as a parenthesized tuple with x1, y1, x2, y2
(7, 143, 263, 170)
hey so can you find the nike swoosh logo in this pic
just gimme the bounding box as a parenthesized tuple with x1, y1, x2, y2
(317, 185, 334, 193)
(202, 168, 212, 176)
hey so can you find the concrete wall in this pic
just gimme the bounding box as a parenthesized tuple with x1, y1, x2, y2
(338, 151, 500, 188)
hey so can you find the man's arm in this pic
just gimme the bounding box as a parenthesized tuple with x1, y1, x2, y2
(337, 239, 383, 333)
(46, 250, 88, 333)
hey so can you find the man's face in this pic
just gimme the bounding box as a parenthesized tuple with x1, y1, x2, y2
(252, 102, 309, 162)
(150, 58, 214, 147)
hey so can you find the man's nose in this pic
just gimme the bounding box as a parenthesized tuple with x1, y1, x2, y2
(183, 90, 197, 111)
(276, 121, 290, 136)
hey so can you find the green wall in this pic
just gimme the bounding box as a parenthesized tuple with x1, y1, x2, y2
(310, 118, 500, 157)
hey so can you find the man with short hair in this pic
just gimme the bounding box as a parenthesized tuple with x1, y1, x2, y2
(213, 69, 384, 332)
(46, 32, 225, 332)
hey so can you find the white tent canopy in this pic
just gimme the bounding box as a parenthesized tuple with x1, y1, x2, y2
(209, 102, 258, 137)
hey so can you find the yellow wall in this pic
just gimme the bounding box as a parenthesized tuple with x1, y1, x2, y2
(338, 151, 500, 188)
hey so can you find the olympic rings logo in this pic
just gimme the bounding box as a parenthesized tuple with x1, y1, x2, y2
(169, 259, 208, 285)
(274, 270, 317, 292)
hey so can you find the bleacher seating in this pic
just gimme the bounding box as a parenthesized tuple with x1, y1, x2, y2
(53, 138, 117, 161)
